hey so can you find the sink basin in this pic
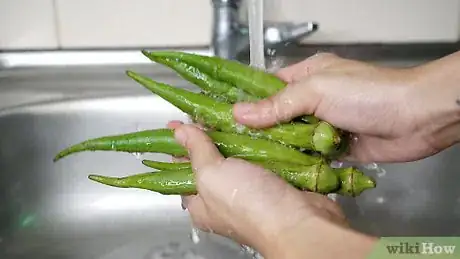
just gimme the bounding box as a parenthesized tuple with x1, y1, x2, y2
(1, 52, 460, 258)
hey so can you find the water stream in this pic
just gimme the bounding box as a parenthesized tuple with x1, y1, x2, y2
(247, 0, 266, 70)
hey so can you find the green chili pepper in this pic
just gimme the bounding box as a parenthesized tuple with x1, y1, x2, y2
(145, 54, 257, 103)
(88, 170, 196, 195)
(134, 160, 376, 196)
(126, 70, 341, 155)
(54, 128, 322, 166)
(143, 50, 320, 124)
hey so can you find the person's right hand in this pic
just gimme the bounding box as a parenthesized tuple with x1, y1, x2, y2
(233, 52, 460, 163)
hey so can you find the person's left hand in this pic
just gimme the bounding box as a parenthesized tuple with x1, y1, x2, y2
(167, 120, 348, 257)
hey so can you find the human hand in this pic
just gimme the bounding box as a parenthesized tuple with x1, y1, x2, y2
(233, 53, 460, 163)
(167, 120, 352, 258)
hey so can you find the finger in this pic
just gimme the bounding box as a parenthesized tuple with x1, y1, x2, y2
(233, 80, 322, 128)
(275, 52, 340, 83)
(184, 196, 213, 231)
(167, 120, 184, 129)
(174, 124, 224, 172)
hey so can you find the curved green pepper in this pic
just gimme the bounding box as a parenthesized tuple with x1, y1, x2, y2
(89, 170, 196, 195)
(54, 128, 322, 166)
(143, 50, 319, 124)
(88, 162, 340, 195)
(145, 55, 257, 103)
(137, 160, 376, 196)
(126, 70, 341, 155)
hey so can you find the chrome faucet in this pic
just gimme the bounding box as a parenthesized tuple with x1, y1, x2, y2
(210, 0, 318, 60)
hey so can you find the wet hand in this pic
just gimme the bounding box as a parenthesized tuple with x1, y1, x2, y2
(233, 53, 460, 163)
(167, 121, 347, 257)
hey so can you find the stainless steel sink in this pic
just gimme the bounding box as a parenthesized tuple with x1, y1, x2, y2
(0, 49, 459, 258)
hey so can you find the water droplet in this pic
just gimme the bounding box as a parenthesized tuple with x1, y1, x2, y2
(376, 196, 385, 203)
(190, 227, 200, 244)
(363, 163, 378, 170)
(132, 152, 143, 160)
(240, 245, 264, 258)
(327, 193, 337, 201)
(282, 98, 293, 105)
(351, 134, 359, 144)
(376, 167, 387, 177)
(267, 48, 276, 56)
(362, 163, 387, 178)
(235, 123, 246, 134)
(330, 160, 344, 168)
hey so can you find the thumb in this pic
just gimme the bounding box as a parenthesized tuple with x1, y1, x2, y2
(233, 81, 322, 128)
(174, 124, 224, 173)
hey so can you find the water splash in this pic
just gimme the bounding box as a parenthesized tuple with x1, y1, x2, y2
(241, 245, 264, 259)
(267, 48, 276, 57)
(330, 160, 344, 168)
(235, 124, 246, 134)
(327, 193, 338, 202)
(363, 163, 378, 170)
(132, 152, 143, 160)
(363, 162, 387, 178)
(190, 227, 201, 244)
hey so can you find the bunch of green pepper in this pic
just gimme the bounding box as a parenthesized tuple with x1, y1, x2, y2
(53, 51, 376, 197)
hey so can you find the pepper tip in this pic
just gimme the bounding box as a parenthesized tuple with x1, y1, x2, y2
(313, 121, 341, 156)
(141, 49, 150, 57)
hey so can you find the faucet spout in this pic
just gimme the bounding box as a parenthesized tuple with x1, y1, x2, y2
(211, 0, 243, 60)
(210, 0, 319, 61)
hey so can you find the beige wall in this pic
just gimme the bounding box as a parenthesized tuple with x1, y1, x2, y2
(0, 0, 459, 50)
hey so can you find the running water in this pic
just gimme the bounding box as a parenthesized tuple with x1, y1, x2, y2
(190, 227, 201, 244)
(248, 0, 265, 70)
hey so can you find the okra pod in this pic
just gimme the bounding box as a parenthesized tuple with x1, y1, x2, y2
(143, 50, 320, 124)
(126, 70, 341, 155)
(334, 167, 377, 197)
(88, 162, 339, 195)
(53, 129, 188, 161)
(143, 51, 284, 98)
(88, 170, 196, 195)
(54, 128, 322, 166)
(134, 160, 376, 196)
(145, 54, 257, 103)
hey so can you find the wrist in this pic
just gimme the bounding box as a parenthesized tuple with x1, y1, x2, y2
(263, 216, 378, 259)
(410, 56, 460, 148)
